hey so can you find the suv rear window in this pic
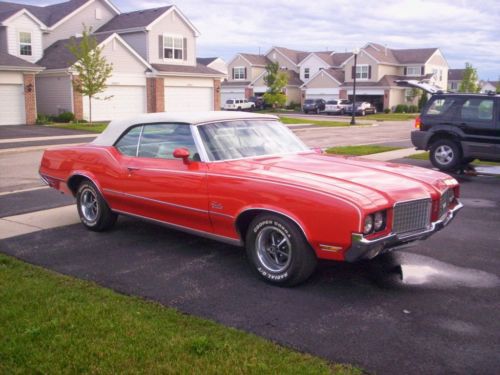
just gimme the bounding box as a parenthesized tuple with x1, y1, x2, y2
(425, 98, 456, 116)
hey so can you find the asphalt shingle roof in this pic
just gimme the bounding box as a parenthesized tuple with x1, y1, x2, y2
(0, 0, 90, 26)
(273, 46, 309, 65)
(0, 51, 42, 68)
(239, 53, 270, 66)
(36, 33, 111, 69)
(152, 63, 223, 76)
(96, 6, 172, 32)
(197, 57, 217, 66)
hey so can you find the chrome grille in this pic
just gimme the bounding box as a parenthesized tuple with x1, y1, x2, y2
(393, 198, 432, 236)
(439, 189, 453, 218)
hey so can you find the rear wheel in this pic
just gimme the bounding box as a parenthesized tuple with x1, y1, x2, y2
(76, 180, 117, 231)
(430, 139, 462, 171)
(246, 214, 317, 286)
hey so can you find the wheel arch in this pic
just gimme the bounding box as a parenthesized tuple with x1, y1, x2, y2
(67, 172, 104, 197)
(235, 208, 311, 246)
(427, 130, 462, 150)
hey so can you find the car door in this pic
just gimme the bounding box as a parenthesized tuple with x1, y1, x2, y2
(112, 123, 211, 233)
(452, 97, 498, 159)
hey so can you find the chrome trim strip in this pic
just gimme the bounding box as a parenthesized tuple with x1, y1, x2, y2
(190, 124, 210, 163)
(67, 172, 105, 197)
(139, 168, 205, 175)
(210, 211, 234, 219)
(112, 209, 243, 247)
(135, 125, 144, 157)
(103, 188, 209, 214)
(40, 173, 66, 182)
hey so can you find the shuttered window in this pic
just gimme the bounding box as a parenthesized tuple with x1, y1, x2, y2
(163, 35, 184, 60)
(356, 65, 370, 79)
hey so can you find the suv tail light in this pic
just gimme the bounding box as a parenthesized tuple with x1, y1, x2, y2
(414, 116, 422, 130)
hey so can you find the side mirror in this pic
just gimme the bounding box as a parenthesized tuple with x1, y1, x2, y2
(173, 148, 190, 163)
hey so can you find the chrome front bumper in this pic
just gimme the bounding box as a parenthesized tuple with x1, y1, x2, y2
(344, 201, 463, 262)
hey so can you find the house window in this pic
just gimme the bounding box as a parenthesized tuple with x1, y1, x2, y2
(356, 65, 369, 79)
(19, 32, 32, 56)
(234, 67, 245, 80)
(164, 35, 183, 60)
(95, 8, 102, 20)
(406, 66, 421, 76)
(304, 68, 310, 79)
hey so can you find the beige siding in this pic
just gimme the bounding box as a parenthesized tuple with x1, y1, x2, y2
(101, 38, 147, 74)
(43, 0, 116, 48)
(388, 88, 406, 109)
(303, 71, 341, 89)
(0, 71, 24, 84)
(378, 64, 401, 80)
(343, 51, 378, 83)
(424, 51, 449, 90)
(227, 55, 264, 82)
(120, 31, 148, 60)
(208, 58, 228, 76)
(164, 76, 214, 88)
(148, 9, 196, 66)
(285, 87, 301, 105)
(6, 13, 43, 63)
(267, 49, 297, 72)
(35, 74, 73, 115)
(300, 54, 328, 82)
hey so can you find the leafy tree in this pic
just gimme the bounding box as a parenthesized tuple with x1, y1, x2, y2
(496, 78, 500, 94)
(458, 62, 480, 93)
(263, 62, 288, 108)
(418, 89, 428, 110)
(68, 27, 113, 124)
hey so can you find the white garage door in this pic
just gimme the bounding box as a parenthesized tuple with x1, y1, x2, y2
(0, 84, 25, 125)
(83, 85, 146, 121)
(165, 86, 213, 112)
(221, 88, 245, 104)
(306, 93, 339, 101)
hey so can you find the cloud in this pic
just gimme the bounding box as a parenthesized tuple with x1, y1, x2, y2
(19, 0, 500, 78)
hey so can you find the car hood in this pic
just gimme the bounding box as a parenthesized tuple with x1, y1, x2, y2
(219, 152, 455, 209)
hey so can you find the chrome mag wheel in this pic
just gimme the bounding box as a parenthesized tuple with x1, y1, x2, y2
(80, 187, 99, 222)
(256, 226, 292, 273)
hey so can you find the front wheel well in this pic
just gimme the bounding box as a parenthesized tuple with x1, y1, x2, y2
(235, 209, 308, 244)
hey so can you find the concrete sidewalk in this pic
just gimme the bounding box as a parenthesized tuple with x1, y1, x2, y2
(364, 147, 424, 161)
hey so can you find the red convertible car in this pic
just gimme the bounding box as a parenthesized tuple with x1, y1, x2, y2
(39, 112, 462, 286)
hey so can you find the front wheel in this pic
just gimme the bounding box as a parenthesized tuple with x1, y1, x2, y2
(246, 214, 317, 286)
(429, 139, 462, 171)
(76, 180, 117, 231)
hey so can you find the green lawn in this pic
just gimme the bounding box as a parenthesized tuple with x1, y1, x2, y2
(326, 145, 403, 156)
(0, 254, 360, 374)
(363, 113, 418, 121)
(279, 116, 355, 127)
(47, 123, 108, 133)
(407, 152, 500, 166)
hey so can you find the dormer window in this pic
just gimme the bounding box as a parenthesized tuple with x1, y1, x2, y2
(19, 32, 32, 56)
(164, 35, 183, 60)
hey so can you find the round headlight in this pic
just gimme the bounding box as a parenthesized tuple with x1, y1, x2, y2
(374, 211, 385, 231)
(363, 215, 374, 234)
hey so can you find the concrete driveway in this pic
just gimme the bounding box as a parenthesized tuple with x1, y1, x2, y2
(1, 160, 499, 375)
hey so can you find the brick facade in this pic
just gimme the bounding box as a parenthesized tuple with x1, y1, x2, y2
(339, 89, 348, 100)
(23, 74, 37, 125)
(244, 87, 253, 99)
(383, 89, 390, 110)
(147, 77, 165, 113)
(213, 79, 221, 110)
(72, 76, 83, 120)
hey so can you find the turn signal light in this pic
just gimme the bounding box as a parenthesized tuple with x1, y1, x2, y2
(414, 116, 422, 130)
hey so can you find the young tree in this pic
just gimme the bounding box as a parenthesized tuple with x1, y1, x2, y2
(68, 27, 113, 124)
(263, 62, 288, 108)
(458, 62, 480, 93)
(418, 89, 428, 110)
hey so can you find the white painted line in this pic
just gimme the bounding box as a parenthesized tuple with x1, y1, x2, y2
(0, 205, 80, 240)
(0, 185, 49, 196)
(0, 134, 97, 144)
(0, 142, 87, 155)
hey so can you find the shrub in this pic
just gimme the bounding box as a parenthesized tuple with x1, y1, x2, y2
(384, 108, 390, 114)
(408, 105, 419, 113)
(36, 114, 51, 125)
(263, 92, 286, 108)
(56, 111, 75, 123)
(394, 104, 409, 113)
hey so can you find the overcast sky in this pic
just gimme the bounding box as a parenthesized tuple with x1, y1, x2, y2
(28, 0, 500, 79)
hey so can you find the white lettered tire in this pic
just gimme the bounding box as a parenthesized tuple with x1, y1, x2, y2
(246, 214, 317, 286)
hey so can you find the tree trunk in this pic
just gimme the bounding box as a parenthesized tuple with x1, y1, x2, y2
(89, 95, 92, 125)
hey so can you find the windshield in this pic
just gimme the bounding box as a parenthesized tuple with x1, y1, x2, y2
(198, 120, 309, 161)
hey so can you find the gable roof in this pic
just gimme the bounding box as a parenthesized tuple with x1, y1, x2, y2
(197, 57, 218, 66)
(238, 53, 270, 66)
(0, 51, 44, 71)
(391, 48, 438, 64)
(271, 46, 309, 65)
(0, 0, 119, 28)
(301, 68, 344, 87)
(152, 63, 225, 77)
(330, 52, 353, 67)
(96, 5, 172, 32)
(448, 69, 465, 81)
(250, 69, 303, 87)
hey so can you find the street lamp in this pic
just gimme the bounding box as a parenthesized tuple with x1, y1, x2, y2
(350, 48, 360, 125)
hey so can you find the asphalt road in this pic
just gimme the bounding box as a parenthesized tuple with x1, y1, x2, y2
(1, 158, 499, 375)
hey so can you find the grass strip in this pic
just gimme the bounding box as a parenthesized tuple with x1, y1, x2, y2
(279, 116, 354, 127)
(0, 254, 361, 375)
(363, 113, 418, 121)
(47, 123, 108, 133)
(326, 145, 403, 156)
(406, 152, 500, 166)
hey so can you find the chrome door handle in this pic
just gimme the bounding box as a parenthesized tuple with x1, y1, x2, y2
(127, 166, 140, 171)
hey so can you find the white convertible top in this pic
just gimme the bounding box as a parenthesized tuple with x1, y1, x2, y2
(92, 111, 278, 146)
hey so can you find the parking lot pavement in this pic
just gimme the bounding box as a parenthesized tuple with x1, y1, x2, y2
(1, 160, 499, 375)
